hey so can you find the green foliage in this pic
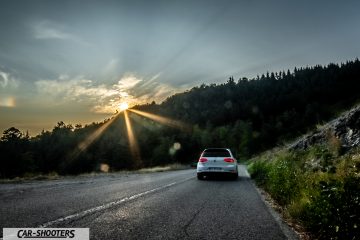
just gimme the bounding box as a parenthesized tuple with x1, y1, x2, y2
(0, 127, 33, 178)
(301, 176, 360, 239)
(249, 147, 360, 239)
(247, 160, 270, 186)
(267, 153, 303, 205)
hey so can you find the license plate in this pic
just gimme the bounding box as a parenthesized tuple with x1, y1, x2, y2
(208, 167, 222, 170)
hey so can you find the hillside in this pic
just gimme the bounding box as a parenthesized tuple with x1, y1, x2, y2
(248, 104, 360, 239)
(290, 105, 360, 151)
(1, 59, 360, 178)
(136, 59, 360, 156)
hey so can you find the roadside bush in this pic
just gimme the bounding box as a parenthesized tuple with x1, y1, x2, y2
(248, 160, 270, 186)
(249, 146, 360, 240)
(267, 153, 303, 205)
(301, 176, 359, 239)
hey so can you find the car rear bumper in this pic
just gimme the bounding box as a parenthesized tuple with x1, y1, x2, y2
(197, 165, 238, 173)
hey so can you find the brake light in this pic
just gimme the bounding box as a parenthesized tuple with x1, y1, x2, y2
(199, 158, 208, 163)
(224, 158, 235, 163)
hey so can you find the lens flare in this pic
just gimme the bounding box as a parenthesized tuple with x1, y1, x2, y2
(128, 109, 192, 133)
(100, 163, 110, 172)
(124, 110, 142, 166)
(0, 97, 16, 107)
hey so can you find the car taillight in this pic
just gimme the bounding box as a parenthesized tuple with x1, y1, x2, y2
(224, 158, 234, 163)
(199, 157, 208, 163)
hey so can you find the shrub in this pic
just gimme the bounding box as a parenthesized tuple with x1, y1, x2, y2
(248, 160, 271, 186)
(267, 153, 303, 205)
(301, 176, 359, 239)
(249, 146, 360, 239)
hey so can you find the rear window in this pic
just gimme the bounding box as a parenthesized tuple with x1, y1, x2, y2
(202, 149, 231, 157)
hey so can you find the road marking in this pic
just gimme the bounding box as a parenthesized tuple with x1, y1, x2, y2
(38, 176, 194, 228)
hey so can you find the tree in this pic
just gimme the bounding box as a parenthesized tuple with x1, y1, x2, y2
(1, 127, 23, 142)
(0, 127, 33, 178)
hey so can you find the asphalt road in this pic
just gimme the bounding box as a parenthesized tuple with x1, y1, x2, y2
(0, 165, 298, 240)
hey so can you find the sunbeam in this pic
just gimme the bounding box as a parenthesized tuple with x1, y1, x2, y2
(68, 115, 118, 161)
(128, 109, 192, 133)
(124, 110, 142, 166)
(67, 108, 188, 170)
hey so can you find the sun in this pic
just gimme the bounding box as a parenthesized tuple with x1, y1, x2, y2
(119, 102, 129, 111)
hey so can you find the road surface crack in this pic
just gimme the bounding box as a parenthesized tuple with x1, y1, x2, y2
(182, 201, 207, 237)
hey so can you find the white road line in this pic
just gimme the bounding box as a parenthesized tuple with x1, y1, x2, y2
(38, 176, 194, 228)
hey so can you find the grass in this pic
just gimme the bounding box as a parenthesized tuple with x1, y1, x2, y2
(137, 163, 190, 173)
(0, 163, 190, 183)
(0, 172, 60, 183)
(248, 145, 360, 240)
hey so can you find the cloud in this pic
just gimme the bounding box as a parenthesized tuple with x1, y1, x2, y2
(0, 70, 18, 89)
(114, 73, 180, 106)
(114, 74, 142, 90)
(33, 21, 72, 40)
(35, 73, 181, 114)
(31, 20, 90, 45)
(35, 76, 118, 100)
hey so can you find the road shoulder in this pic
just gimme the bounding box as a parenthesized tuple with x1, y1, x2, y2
(251, 180, 303, 240)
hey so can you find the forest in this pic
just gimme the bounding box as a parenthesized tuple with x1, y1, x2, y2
(1, 59, 360, 178)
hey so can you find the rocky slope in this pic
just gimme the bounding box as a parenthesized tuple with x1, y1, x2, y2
(289, 105, 360, 151)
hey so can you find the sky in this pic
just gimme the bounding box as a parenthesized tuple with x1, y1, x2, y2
(1, 0, 360, 135)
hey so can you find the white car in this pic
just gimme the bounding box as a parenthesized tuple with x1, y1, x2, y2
(197, 148, 238, 180)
